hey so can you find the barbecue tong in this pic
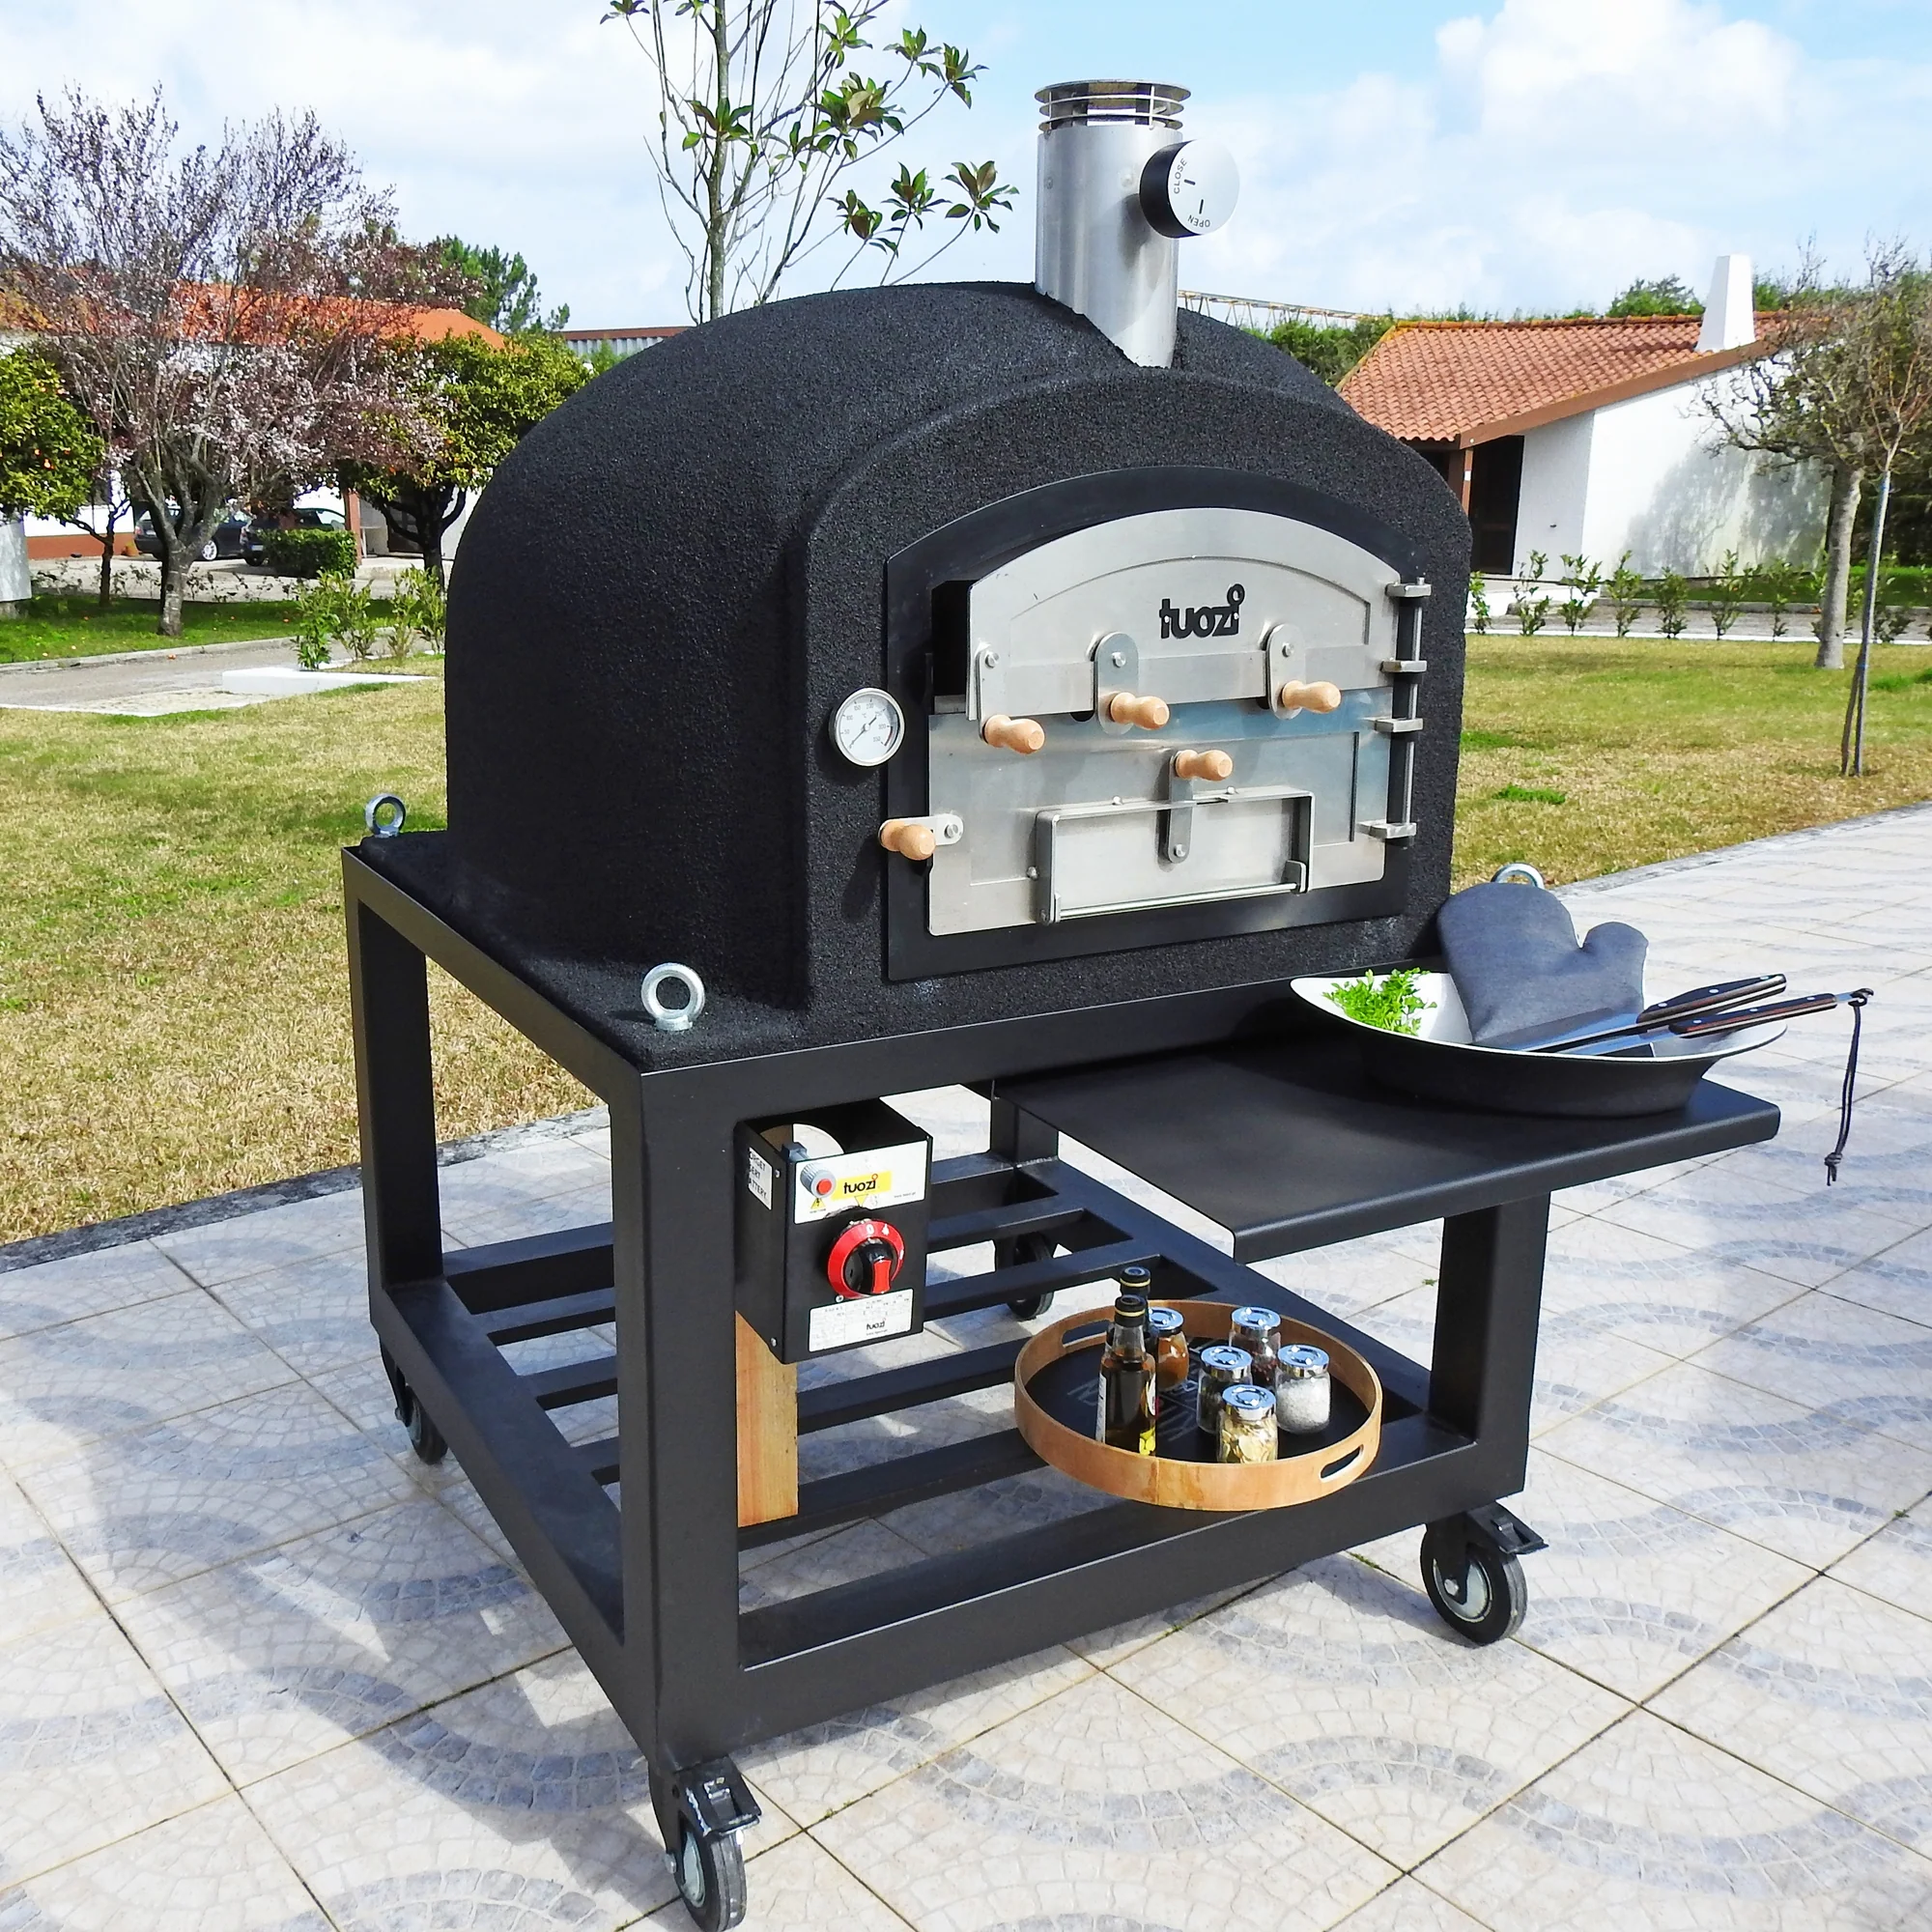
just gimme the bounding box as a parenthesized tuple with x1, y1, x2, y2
(1498, 974, 1860, 1058)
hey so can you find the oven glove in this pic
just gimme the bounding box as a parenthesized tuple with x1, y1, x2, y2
(1436, 880, 1647, 1047)
(1824, 988, 1874, 1185)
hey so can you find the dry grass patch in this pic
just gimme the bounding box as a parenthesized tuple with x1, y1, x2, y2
(1, 639, 1927, 1242)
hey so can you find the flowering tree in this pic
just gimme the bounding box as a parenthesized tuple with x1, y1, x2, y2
(602, 0, 1013, 322)
(0, 90, 454, 634)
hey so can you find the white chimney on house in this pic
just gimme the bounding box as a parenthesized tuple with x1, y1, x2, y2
(1697, 253, 1755, 353)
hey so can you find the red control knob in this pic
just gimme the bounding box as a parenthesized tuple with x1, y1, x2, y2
(826, 1218, 905, 1299)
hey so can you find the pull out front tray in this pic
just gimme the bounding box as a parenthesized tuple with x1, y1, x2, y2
(995, 1032, 1779, 1263)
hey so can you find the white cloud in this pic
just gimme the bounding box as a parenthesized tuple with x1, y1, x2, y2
(1185, 0, 1931, 314)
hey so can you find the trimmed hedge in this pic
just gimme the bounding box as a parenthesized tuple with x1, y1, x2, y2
(260, 527, 356, 579)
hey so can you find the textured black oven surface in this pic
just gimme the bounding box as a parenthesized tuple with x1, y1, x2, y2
(424, 280, 1470, 1065)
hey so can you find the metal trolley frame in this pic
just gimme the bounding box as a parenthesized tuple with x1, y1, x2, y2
(346, 849, 1778, 1924)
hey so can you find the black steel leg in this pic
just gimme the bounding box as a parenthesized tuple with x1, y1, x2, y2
(346, 898, 443, 1297)
(990, 1094, 1062, 1316)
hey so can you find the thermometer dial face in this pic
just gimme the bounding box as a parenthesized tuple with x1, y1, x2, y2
(831, 687, 906, 767)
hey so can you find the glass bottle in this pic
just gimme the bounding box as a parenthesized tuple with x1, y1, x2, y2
(1096, 1292, 1157, 1455)
(1146, 1306, 1190, 1392)
(1230, 1307, 1282, 1390)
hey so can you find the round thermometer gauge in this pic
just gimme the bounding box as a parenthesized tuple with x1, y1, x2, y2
(830, 687, 906, 767)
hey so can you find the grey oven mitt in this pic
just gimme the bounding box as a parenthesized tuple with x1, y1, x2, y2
(1437, 881, 1647, 1046)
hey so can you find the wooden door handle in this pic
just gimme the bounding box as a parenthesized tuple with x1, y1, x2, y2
(878, 818, 937, 861)
(1276, 680, 1343, 714)
(1107, 692, 1170, 729)
(1172, 748, 1234, 781)
(982, 714, 1045, 754)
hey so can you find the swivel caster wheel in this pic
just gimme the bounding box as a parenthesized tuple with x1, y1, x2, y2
(651, 1756, 759, 1932)
(672, 1818, 747, 1931)
(1002, 1232, 1057, 1320)
(379, 1345, 448, 1465)
(1421, 1513, 1534, 1645)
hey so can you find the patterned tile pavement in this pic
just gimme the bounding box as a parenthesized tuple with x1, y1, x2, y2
(0, 805, 1929, 1929)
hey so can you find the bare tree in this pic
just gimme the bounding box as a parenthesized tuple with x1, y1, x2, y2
(0, 90, 446, 635)
(603, 0, 1013, 322)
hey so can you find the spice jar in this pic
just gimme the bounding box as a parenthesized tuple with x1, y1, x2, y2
(1275, 1343, 1331, 1434)
(1229, 1306, 1282, 1389)
(1195, 1344, 1252, 1435)
(1217, 1383, 1279, 1463)
(1146, 1306, 1190, 1391)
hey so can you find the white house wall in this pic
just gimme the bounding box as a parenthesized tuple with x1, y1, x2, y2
(1574, 378, 1824, 576)
(1515, 413, 1595, 573)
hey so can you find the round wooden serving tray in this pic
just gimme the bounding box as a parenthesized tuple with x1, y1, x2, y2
(1013, 1299, 1382, 1511)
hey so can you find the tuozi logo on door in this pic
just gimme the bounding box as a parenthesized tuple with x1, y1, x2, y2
(1158, 582, 1245, 639)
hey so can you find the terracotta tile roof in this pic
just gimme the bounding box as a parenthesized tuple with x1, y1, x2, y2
(1339, 315, 1768, 445)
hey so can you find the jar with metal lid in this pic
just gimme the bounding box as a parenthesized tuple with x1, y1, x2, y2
(1217, 1382, 1279, 1463)
(1145, 1306, 1190, 1392)
(1229, 1306, 1281, 1389)
(1195, 1344, 1251, 1435)
(1275, 1343, 1331, 1434)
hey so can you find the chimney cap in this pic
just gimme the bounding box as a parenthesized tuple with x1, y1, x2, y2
(1697, 253, 1756, 354)
(1037, 80, 1187, 131)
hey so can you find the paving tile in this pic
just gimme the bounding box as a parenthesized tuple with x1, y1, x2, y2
(114, 1496, 566, 1783)
(210, 1251, 377, 1379)
(1690, 1292, 1932, 1452)
(1420, 1708, 1932, 1930)
(813, 1670, 1395, 1932)
(0, 1474, 98, 1646)
(156, 1190, 366, 1287)
(0, 1240, 195, 1341)
(1411, 1451, 1806, 1701)
(1537, 1217, 1804, 1359)
(641, 1832, 912, 1930)
(1823, 1227, 1932, 1324)
(1828, 1492, 1932, 1621)
(739, 1517, 929, 1612)
(1350, 1286, 1678, 1436)
(441, 1180, 612, 1252)
(743, 1643, 1094, 1830)
(1254, 1230, 1441, 1320)
(244, 1650, 684, 1932)
(1652, 1576, 1932, 1857)
(0, 1606, 227, 1888)
(0, 1795, 328, 1931)
(17, 1382, 418, 1604)
(1331, 1879, 1492, 1931)
(1539, 1361, 1932, 1569)
(1067, 1582, 1262, 1668)
(884, 1084, 992, 1161)
(0, 1290, 298, 1473)
(1125, 1554, 1628, 1866)
(1594, 1156, 1927, 1288)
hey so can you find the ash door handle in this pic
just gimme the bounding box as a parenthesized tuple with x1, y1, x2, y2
(1107, 692, 1170, 729)
(1275, 680, 1342, 714)
(982, 714, 1045, 754)
(1172, 749, 1234, 781)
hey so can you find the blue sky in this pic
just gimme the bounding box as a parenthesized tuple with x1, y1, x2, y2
(2, 0, 1928, 326)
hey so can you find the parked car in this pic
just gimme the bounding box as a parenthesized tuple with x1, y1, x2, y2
(241, 505, 348, 566)
(132, 510, 253, 562)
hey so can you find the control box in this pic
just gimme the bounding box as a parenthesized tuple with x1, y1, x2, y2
(734, 1100, 931, 1364)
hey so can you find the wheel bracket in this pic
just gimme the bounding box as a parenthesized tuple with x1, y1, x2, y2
(671, 1756, 760, 1843)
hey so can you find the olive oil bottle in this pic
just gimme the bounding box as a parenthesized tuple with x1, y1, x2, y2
(1096, 1292, 1157, 1455)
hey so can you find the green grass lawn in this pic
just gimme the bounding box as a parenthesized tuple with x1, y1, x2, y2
(0, 594, 302, 664)
(1, 637, 1928, 1242)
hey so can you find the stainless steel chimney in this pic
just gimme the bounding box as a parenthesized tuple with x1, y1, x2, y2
(1034, 80, 1239, 369)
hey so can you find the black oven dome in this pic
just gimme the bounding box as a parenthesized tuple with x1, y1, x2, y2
(430, 279, 1468, 1061)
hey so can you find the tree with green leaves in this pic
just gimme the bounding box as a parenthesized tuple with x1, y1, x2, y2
(1709, 247, 1932, 684)
(1264, 315, 1392, 386)
(1605, 275, 1702, 318)
(341, 332, 589, 588)
(602, 0, 1012, 321)
(0, 348, 101, 614)
(433, 238, 570, 335)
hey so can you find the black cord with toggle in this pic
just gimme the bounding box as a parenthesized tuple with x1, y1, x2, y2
(1823, 988, 1874, 1185)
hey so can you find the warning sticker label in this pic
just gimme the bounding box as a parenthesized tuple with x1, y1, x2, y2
(792, 1141, 926, 1221)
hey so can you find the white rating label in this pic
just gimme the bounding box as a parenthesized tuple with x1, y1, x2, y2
(792, 1141, 927, 1221)
(808, 1290, 916, 1353)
